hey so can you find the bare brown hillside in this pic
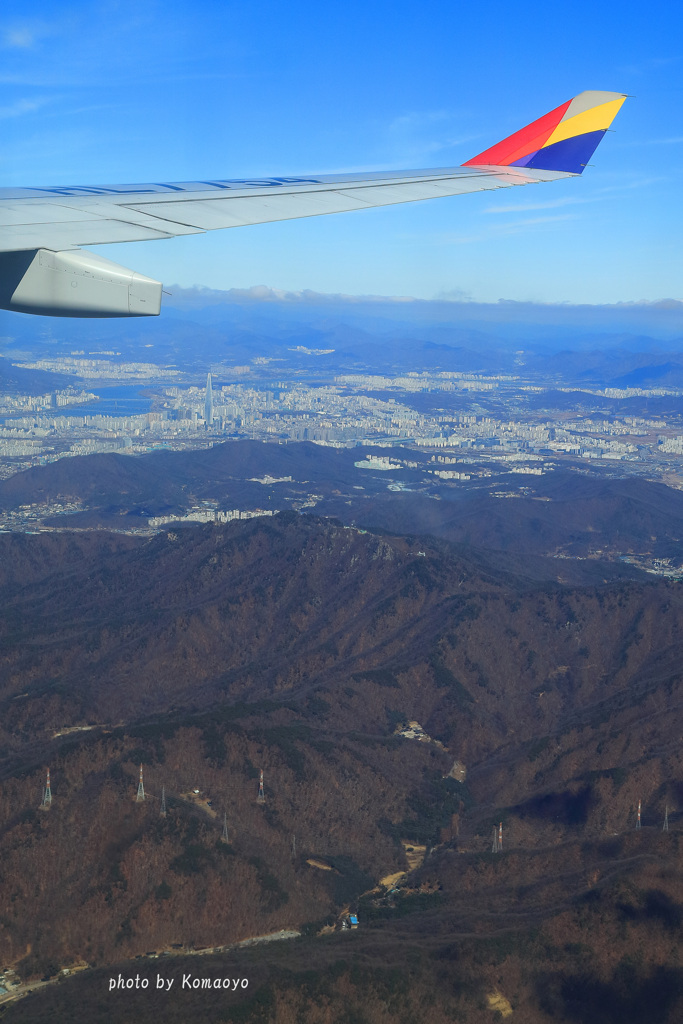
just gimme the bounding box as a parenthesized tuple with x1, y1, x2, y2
(0, 513, 682, 1021)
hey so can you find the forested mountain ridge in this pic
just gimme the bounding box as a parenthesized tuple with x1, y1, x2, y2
(0, 512, 681, 1022)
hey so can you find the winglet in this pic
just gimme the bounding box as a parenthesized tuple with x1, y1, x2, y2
(463, 91, 627, 174)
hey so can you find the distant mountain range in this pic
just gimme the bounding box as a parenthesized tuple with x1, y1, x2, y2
(1, 288, 682, 384)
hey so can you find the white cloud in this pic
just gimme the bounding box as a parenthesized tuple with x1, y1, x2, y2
(3, 28, 35, 48)
(432, 287, 474, 302)
(615, 136, 683, 148)
(484, 196, 592, 215)
(387, 111, 451, 133)
(429, 213, 577, 246)
(595, 175, 669, 194)
(617, 55, 680, 76)
(0, 96, 50, 119)
(0, 19, 51, 50)
(382, 109, 478, 161)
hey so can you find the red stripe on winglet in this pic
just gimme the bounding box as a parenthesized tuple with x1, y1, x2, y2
(463, 99, 572, 167)
(502, 127, 563, 167)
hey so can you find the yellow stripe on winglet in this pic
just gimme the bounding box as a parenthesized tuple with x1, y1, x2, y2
(545, 97, 626, 147)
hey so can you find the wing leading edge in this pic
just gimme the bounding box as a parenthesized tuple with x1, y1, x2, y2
(0, 90, 626, 316)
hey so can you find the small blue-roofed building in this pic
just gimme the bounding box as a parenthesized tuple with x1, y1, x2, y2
(349, 915, 359, 929)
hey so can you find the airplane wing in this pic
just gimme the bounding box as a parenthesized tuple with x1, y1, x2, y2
(0, 90, 626, 317)
(0, 165, 579, 254)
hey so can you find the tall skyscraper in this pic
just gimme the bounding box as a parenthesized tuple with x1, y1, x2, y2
(204, 372, 214, 425)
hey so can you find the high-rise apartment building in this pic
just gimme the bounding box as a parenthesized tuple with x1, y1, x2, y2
(204, 373, 213, 425)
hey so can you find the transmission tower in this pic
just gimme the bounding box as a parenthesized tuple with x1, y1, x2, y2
(257, 768, 265, 804)
(160, 785, 167, 817)
(222, 812, 230, 844)
(663, 805, 669, 832)
(636, 799, 641, 830)
(136, 764, 145, 802)
(40, 768, 52, 809)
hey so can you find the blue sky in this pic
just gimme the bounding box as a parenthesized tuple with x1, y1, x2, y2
(0, 0, 681, 305)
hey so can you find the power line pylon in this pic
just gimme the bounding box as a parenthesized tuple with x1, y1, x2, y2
(40, 768, 52, 810)
(160, 785, 167, 817)
(136, 764, 145, 803)
(257, 768, 265, 804)
(222, 812, 230, 844)
(663, 804, 669, 832)
(636, 799, 641, 830)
